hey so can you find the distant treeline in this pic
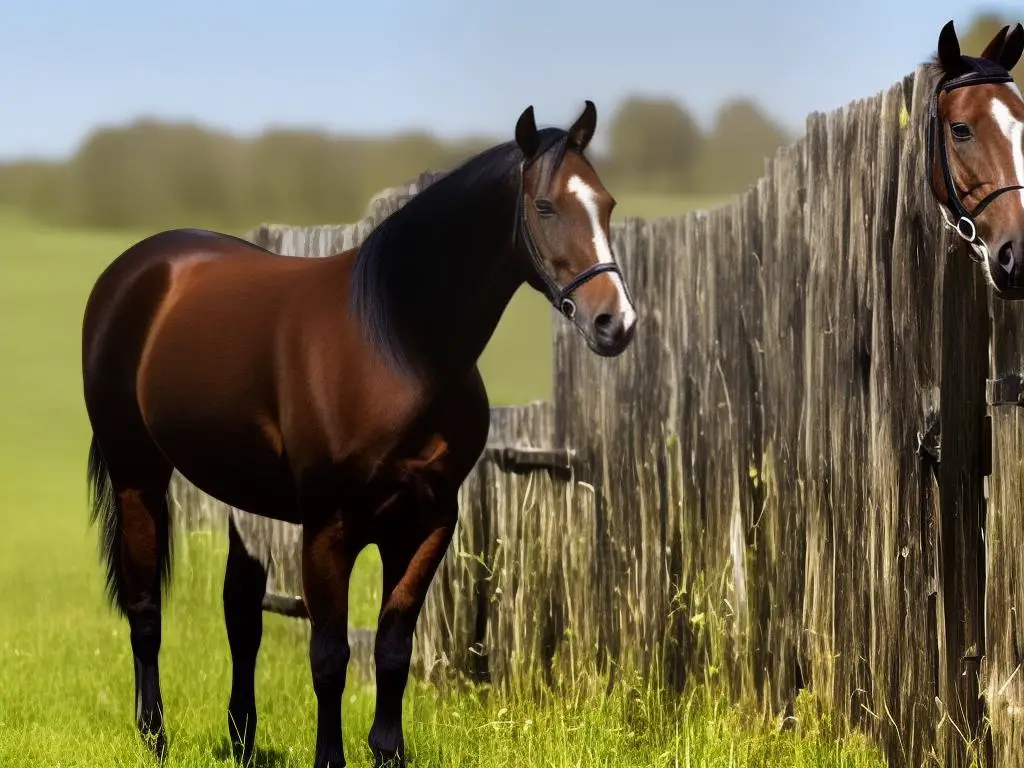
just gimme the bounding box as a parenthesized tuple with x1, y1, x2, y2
(0, 13, 1017, 233)
(0, 95, 791, 232)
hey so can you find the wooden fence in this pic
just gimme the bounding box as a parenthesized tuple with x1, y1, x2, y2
(171, 66, 1024, 767)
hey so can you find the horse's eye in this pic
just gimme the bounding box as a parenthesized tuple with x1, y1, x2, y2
(951, 122, 973, 141)
(534, 198, 556, 218)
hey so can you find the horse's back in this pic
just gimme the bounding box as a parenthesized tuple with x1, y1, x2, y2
(85, 229, 269, 338)
(85, 229, 278, 390)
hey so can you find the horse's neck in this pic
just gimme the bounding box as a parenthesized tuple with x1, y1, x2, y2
(357, 183, 526, 386)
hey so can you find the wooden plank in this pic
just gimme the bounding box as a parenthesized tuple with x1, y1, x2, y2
(937, 217, 992, 768)
(867, 75, 940, 765)
(755, 132, 808, 719)
(486, 446, 575, 477)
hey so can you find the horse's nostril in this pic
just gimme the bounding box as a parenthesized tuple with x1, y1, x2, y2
(594, 313, 614, 331)
(999, 241, 1016, 275)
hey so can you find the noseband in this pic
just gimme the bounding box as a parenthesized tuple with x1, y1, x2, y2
(927, 56, 1024, 260)
(514, 157, 626, 320)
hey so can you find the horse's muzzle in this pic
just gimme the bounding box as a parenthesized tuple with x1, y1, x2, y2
(585, 309, 636, 357)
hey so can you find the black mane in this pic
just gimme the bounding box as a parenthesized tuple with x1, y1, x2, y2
(350, 126, 572, 377)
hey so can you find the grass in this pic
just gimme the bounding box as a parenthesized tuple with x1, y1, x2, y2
(613, 192, 730, 221)
(0, 198, 884, 766)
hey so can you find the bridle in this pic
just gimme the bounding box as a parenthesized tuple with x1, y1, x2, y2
(927, 56, 1024, 262)
(514, 151, 627, 320)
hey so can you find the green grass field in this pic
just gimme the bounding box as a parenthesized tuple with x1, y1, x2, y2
(0, 198, 886, 766)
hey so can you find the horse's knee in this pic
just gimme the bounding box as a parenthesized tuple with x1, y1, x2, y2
(223, 542, 267, 660)
(310, 627, 351, 697)
(374, 619, 414, 686)
(127, 601, 162, 664)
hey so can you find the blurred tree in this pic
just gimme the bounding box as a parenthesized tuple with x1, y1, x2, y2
(959, 13, 1024, 85)
(606, 96, 705, 192)
(690, 98, 791, 194)
(246, 129, 366, 225)
(0, 161, 64, 217)
(59, 121, 175, 228)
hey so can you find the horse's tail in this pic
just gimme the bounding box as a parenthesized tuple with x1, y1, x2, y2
(87, 434, 174, 616)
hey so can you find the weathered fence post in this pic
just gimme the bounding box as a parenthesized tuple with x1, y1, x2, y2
(938, 239, 993, 766)
(983, 291, 1024, 766)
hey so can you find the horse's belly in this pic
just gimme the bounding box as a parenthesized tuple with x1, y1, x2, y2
(149, 413, 299, 522)
(136, 278, 300, 519)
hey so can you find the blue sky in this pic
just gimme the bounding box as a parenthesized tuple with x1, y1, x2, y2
(0, 0, 1019, 160)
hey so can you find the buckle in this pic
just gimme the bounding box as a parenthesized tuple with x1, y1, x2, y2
(956, 216, 977, 243)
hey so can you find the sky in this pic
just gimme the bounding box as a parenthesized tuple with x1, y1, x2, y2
(0, 0, 1020, 161)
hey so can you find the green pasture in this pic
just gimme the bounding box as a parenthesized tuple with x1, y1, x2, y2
(0, 199, 885, 766)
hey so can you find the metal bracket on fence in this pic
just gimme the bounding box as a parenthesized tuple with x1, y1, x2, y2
(485, 446, 577, 479)
(917, 417, 941, 465)
(987, 375, 1024, 406)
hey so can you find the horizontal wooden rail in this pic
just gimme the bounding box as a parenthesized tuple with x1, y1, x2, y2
(484, 445, 576, 477)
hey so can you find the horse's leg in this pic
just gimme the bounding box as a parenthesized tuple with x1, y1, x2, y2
(87, 433, 174, 760)
(302, 518, 359, 768)
(369, 500, 458, 768)
(223, 513, 269, 765)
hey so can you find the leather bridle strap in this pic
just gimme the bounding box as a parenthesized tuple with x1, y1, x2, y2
(514, 160, 625, 319)
(927, 61, 1024, 252)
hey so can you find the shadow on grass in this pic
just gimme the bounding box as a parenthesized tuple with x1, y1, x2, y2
(211, 738, 291, 768)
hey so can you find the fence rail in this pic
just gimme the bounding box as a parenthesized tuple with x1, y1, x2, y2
(170, 65, 1024, 767)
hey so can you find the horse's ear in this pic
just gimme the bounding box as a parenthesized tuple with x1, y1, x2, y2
(979, 24, 1010, 63)
(1000, 23, 1024, 71)
(938, 20, 967, 77)
(568, 100, 597, 151)
(515, 106, 540, 161)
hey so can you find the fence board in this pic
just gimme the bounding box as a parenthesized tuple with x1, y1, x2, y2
(986, 294, 1024, 765)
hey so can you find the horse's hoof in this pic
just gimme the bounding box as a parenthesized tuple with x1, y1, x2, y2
(228, 712, 257, 765)
(231, 738, 255, 767)
(313, 745, 347, 768)
(371, 749, 406, 768)
(139, 727, 168, 763)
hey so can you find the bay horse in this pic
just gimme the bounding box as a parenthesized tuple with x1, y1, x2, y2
(81, 100, 637, 768)
(925, 19, 1024, 297)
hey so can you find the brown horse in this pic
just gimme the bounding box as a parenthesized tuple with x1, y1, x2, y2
(82, 101, 636, 768)
(926, 20, 1024, 297)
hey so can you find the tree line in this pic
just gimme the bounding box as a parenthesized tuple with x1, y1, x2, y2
(0, 94, 790, 232)
(0, 13, 1016, 233)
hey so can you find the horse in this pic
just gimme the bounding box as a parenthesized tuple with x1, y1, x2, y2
(924, 19, 1024, 297)
(81, 100, 637, 768)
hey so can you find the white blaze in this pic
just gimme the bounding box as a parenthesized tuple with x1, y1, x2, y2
(566, 174, 637, 330)
(992, 87, 1024, 216)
